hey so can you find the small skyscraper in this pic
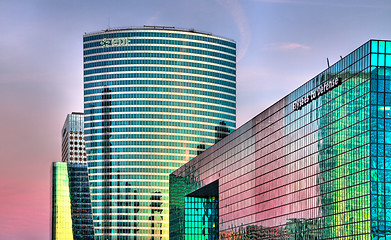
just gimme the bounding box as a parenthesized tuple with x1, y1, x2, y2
(61, 112, 87, 164)
(51, 113, 94, 240)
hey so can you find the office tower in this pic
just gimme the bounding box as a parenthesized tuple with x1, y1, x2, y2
(83, 26, 236, 240)
(62, 112, 87, 164)
(51, 113, 94, 240)
(170, 40, 391, 239)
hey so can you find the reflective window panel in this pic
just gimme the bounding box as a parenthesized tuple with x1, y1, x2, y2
(170, 40, 391, 240)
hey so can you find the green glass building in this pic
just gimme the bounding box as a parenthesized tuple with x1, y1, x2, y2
(83, 26, 236, 240)
(170, 40, 391, 239)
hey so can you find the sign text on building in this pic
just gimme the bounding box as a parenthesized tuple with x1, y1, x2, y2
(292, 77, 342, 111)
(100, 38, 131, 48)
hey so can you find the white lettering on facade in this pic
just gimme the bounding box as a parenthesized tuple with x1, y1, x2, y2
(292, 77, 342, 111)
(100, 37, 132, 48)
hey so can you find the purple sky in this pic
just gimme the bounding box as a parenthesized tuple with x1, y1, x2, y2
(0, 0, 390, 239)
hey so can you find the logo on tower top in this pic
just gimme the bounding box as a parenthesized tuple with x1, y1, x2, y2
(100, 37, 131, 48)
(100, 38, 111, 48)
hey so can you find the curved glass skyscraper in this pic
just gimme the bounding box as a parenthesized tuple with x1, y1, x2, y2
(83, 26, 236, 240)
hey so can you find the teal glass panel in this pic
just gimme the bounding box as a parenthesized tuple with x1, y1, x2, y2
(373, 40, 379, 53)
(386, 42, 391, 53)
(184, 197, 218, 240)
(386, 56, 391, 67)
(379, 41, 386, 53)
(380, 54, 386, 66)
(373, 54, 379, 66)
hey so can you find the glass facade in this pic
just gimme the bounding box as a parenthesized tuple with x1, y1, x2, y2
(52, 162, 74, 240)
(170, 40, 391, 239)
(83, 27, 236, 240)
(68, 164, 95, 239)
(52, 163, 95, 240)
(52, 113, 94, 240)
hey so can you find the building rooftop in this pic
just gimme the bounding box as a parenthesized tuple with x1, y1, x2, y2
(84, 25, 235, 42)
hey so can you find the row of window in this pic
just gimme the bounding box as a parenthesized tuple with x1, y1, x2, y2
(86, 140, 212, 149)
(88, 170, 171, 178)
(84, 59, 235, 74)
(85, 127, 229, 139)
(85, 81, 234, 96)
(85, 120, 234, 129)
(87, 147, 199, 155)
(84, 93, 235, 107)
(95, 228, 166, 235)
(91, 193, 168, 201)
(90, 187, 169, 194)
(84, 52, 235, 68)
(84, 112, 235, 123)
(85, 86, 234, 98)
(84, 38, 235, 55)
(84, 100, 235, 111)
(94, 235, 166, 240)
(86, 127, 227, 142)
(371, 80, 391, 96)
(84, 133, 218, 144)
(371, 194, 391, 209)
(90, 181, 168, 188)
(87, 154, 192, 161)
(371, 156, 391, 169)
(93, 207, 167, 214)
(372, 41, 391, 54)
(89, 166, 176, 174)
(84, 66, 235, 82)
(84, 107, 234, 120)
(85, 79, 234, 92)
(371, 54, 391, 67)
(84, 31, 235, 48)
(84, 45, 235, 62)
(371, 143, 391, 157)
(84, 74, 235, 90)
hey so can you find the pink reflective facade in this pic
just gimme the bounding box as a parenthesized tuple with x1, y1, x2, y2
(170, 40, 391, 239)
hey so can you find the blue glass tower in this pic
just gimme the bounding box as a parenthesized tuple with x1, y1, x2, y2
(83, 26, 236, 240)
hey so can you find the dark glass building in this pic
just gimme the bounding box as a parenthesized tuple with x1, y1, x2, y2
(170, 40, 391, 239)
(83, 26, 236, 239)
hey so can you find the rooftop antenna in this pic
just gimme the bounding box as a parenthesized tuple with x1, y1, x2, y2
(327, 58, 330, 68)
(108, 17, 110, 30)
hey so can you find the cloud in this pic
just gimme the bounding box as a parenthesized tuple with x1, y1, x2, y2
(267, 42, 311, 51)
(145, 10, 162, 26)
(217, 0, 251, 62)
